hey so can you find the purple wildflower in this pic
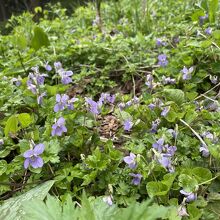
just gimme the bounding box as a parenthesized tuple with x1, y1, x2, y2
(181, 66, 193, 80)
(145, 74, 154, 89)
(161, 76, 176, 85)
(85, 97, 102, 115)
(23, 143, 44, 169)
(199, 144, 209, 157)
(132, 96, 139, 104)
(45, 62, 52, 71)
(124, 119, 133, 131)
(199, 14, 208, 25)
(123, 152, 137, 169)
(205, 27, 212, 35)
(11, 77, 22, 86)
(156, 38, 166, 47)
(150, 118, 161, 133)
(180, 190, 197, 202)
(51, 117, 67, 136)
(129, 173, 142, 185)
(54, 61, 62, 71)
(100, 93, 115, 104)
(152, 138, 164, 152)
(27, 82, 37, 94)
(178, 206, 189, 217)
(158, 54, 168, 67)
(60, 70, 73, 84)
(161, 106, 170, 117)
(158, 153, 174, 172)
(103, 196, 113, 206)
(67, 97, 78, 110)
(37, 92, 46, 105)
(54, 94, 69, 112)
(118, 102, 126, 111)
(167, 129, 177, 139)
(148, 103, 156, 110)
(165, 145, 177, 156)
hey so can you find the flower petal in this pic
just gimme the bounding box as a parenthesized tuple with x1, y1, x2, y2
(31, 157, 43, 168)
(23, 149, 34, 158)
(34, 143, 45, 155)
(24, 159, 30, 169)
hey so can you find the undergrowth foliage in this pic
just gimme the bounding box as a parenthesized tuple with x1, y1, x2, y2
(0, 0, 220, 219)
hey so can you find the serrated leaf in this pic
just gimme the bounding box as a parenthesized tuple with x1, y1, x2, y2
(209, 0, 218, 23)
(178, 174, 198, 192)
(0, 160, 7, 175)
(0, 180, 55, 220)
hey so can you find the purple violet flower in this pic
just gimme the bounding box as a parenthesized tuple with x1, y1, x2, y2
(45, 62, 52, 71)
(37, 92, 46, 105)
(67, 97, 78, 110)
(199, 144, 209, 157)
(205, 27, 212, 35)
(60, 70, 73, 85)
(23, 143, 45, 169)
(123, 152, 137, 169)
(150, 118, 161, 133)
(180, 190, 197, 202)
(51, 117, 67, 136)
(103, 196, 113, 206)
(178, 206, 189, 217)
(11, 77, 22, 86)
(129, 173, 142, 185)
(156, 38, 166, 47)
(54, 61, 63, 71)
(148, 103, 156, 110)
(165, 145, 177, 156)
(161, 76, 176, 85)
(181, 66, 193, 80)
(161, 106, 170, 117)
(158, 54, 168, 67)
(152, 138, 164, 152)
(145, 74, 154, 89)
(199, 14, 208, 25)
(118, 102, 126, 111)
(85, 97, 102, 115)
(54, 94, 69, 112)
(124, 119, 133, 131)
(158, 153, 174, 172)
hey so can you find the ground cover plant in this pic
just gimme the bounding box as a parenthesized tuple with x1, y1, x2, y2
(0, 0, 220, 219)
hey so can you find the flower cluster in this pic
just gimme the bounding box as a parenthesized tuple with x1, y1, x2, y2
(54, 94, 78, 112)
(118, 96, 139, 110)
(157, 54, 168, 67)
(152, 138, 177, 172)
(54, 62, 73, 85)
(85, 97, 102, 115)
(51, 117, 67, 136)
(156, 38, 167, 47)
(123, 153, 142, 185)
(181, 66, 193, 80)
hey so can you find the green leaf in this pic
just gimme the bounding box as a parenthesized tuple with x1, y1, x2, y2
(192, 167, 212, 184)
(0, 180, 55, 220)
(209, 0, 218, 23)
(31, 27, 50, 51)
(213, 30, 220, 40)
(163, 89, 185, 106)
(4, 115, 19, 136)
(147, 181, 169, 198)
(17, 113, 32, 128)
(0, 160, 7, 175)
(178, 174, 198, 192)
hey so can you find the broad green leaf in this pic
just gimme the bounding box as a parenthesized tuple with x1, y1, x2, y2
(147, 181, 169, 198)
(163, 89, 185, 106)
(31, 27, 50, 51)
(192, 167, 212, 184)
(17, 113, 32, 128)
(213, 30, 220, 40)
(4, 115, 19, 136)
(0, 180, 55, 220)
(178, 174, 198, 192)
